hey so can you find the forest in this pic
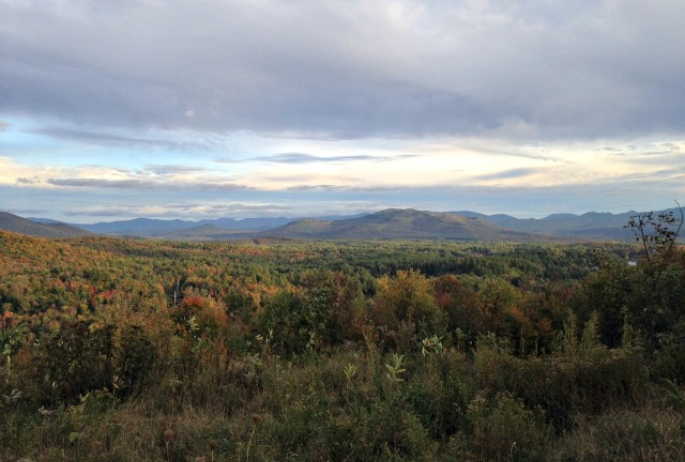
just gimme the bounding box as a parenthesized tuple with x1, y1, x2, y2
(1, 222, 685, 461)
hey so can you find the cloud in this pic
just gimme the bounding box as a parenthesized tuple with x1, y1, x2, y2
(597, 142, 685, 170)
(476, 168, 541, 181)
(47, 177, 248, 191)
(4, 207, 47, 215)
(62, 201, 294, 219)
(47, 178, 156, 189)
(464, 147, 558, 163)
(29, 127, 213, 151)
(144, 165, 209, 175)
(607, 149, 676, 158)
(0, 121, 8, 133)
(616, 169, 683, 181)
(286, 184, 346, 191)
(4, 168, 683, 222)
(220, 152, 418, 164)
(2, 1, 684, 140)
(0, 155, 248, 191)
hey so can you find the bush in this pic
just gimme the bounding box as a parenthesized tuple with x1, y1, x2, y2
(467, 391, 549, 461)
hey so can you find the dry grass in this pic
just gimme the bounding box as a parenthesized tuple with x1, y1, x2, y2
(549, 404, 685, 462)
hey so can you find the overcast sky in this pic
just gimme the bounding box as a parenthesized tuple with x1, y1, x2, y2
(1, 0, 684, 222)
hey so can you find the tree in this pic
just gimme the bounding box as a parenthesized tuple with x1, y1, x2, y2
(625, 202, 683, 266)
(624, 201, 684, 353)
(372, 270, 443, 350)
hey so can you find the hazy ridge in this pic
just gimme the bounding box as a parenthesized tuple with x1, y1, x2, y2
(0, 206, 680, 241)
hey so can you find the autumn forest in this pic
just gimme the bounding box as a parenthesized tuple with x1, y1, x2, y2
(2, 221, 685, 461)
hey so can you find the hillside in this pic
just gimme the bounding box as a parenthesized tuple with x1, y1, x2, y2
(15, 206, 681, 242)
(0, 211, 90, 238)
(79, 217, 199, 235)
(497, 211, 635, 235)
(449, 209, 679, 240)
(76, 215, 358, 237)
(261, 208, 539, 241)
(160, 224, 253, 241)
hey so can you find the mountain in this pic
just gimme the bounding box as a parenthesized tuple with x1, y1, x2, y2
(450, 211, 519, 227)
(0, 212, 90, 238)
(28, 217, 67, 224)
(260, 209, 538, 241)
(159, 224, 254, 241)
(18, 206, 681, 242)
(262, 207, 681, 242)
(73, 214, 369, 238)
(448, 209, 671, 240)
(76, 216, 300, 236)
(508, 212, 635, 234)
(195, 217, 297, 231)
(77, 218, 199, 235)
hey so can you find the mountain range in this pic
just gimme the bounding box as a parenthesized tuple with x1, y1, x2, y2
(0, 207, 679, 241)
(448, 210, 638, 240)
(75, 216, 294, 235)
(0, 212, 91, 238)
(259, 209, 536, 241)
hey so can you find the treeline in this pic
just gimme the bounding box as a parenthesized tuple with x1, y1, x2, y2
(1, 231, 684, 461)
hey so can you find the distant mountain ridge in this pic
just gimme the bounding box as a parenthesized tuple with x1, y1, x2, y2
(260, 209, 538, 241)
(448, 210, 646, 239)
(1, 206, 680, 241)
(0, 212, 90, 238)
(73, 214, 365, 236)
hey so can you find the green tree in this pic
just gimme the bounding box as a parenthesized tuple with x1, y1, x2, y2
(623, 203, 684, 352)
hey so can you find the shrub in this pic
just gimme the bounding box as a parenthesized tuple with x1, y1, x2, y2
(467, 391, 549, 461)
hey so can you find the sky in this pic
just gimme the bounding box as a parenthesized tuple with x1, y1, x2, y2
(1, 0, 684, 223)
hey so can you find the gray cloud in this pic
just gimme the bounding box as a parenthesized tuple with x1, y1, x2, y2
(476, 168, 541, 181)
(466, 147, 558, 162)
(221, 152, 418, 164)
(600, 144, 685, 167)
(286, 184, 346, 191)
(47, 178, 156, 189)
(62, 202, 293, 219)
(47, 177, 248, 191)
(50, 177, 685, 221)
(617, 169, 683, 181)
(144, 165, 209, 175)
(30, 127, 213, 151)
(608, 150, 676, 157)
(0, 121, 8, 132)
(5, 207, 46, 215)
(6, 168, 682, 222)
(2, 1, 684, 140)
(34, 128, 165, 146)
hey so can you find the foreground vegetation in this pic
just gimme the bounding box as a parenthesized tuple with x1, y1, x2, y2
(1, 231, 685, 461)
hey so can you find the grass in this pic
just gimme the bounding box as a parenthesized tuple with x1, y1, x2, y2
(3, 343, 684, 462)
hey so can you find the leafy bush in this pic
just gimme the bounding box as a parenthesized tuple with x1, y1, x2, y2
(467, 391, 549, 461)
